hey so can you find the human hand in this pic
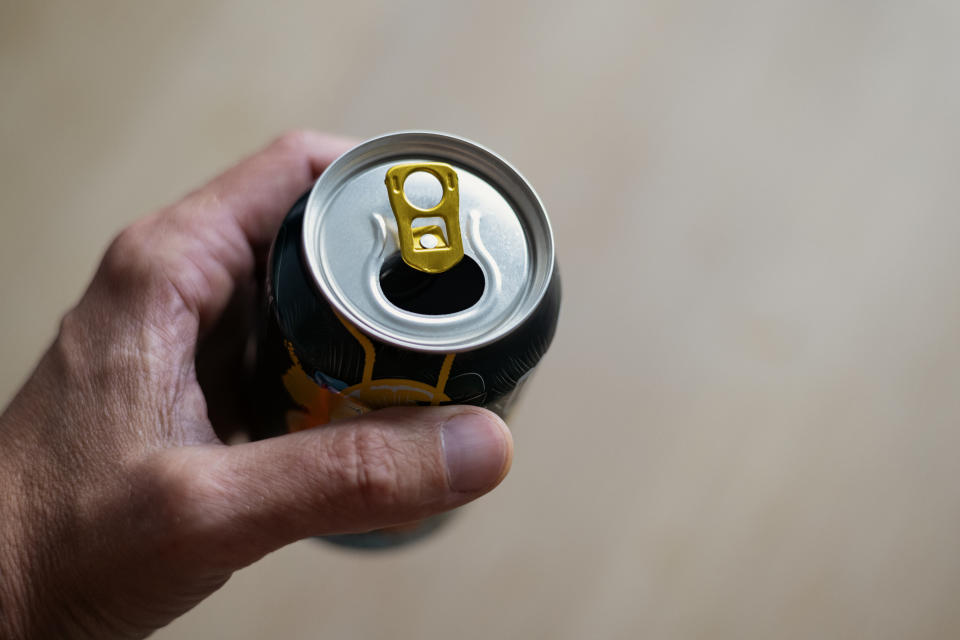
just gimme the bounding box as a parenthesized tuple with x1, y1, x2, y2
(0, 131, 513, 639)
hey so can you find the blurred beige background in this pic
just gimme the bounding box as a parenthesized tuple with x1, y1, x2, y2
(3, 1, 960, 638)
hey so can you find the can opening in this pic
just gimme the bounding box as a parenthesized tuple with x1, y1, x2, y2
(379, 253, 485, 315)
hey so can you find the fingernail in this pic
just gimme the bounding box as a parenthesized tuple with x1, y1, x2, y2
(441, 412, 510, 493)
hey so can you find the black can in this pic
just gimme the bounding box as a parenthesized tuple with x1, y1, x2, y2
(252, 132, 560, 548)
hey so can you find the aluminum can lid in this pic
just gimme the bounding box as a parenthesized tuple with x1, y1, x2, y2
(302, 131, 555, 353)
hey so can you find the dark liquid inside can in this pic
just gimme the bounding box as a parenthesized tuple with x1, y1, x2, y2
(379, 253, 486, 315)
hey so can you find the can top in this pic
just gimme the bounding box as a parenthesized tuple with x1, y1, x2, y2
(302, 131, 555, 353)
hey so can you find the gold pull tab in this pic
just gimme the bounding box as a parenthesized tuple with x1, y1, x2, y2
(385, 162, 464, 274)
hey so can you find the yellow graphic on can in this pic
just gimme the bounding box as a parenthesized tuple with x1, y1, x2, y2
(281, 312, 455, 432)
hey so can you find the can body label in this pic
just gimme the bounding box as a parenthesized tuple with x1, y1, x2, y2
(280, 328, 456, 433)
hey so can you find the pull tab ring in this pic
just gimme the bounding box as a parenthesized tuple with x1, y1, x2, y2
(385, 162, 464, 274)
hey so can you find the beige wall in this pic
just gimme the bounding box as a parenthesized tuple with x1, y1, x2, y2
(3, 2, 960, 638)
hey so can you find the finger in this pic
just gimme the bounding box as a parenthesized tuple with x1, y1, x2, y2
(166, 130, 356, 331)
(193, 279, 257, 441)
(180, 407, 512, 566)
(91, 130, 356, 334)
(179, 130, 356, 254)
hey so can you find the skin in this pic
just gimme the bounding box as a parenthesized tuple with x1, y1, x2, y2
(0, 131, 513, 639)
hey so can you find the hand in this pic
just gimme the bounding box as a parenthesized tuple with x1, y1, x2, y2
(0, 131, 513, 639)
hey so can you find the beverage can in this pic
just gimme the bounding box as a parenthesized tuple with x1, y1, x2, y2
(253, 131, 560, 548)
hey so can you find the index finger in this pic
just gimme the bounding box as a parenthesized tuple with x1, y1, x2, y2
(94, 130, 356, 334)
(181, 130, 356, 251)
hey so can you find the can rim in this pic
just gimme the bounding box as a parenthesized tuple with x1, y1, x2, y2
(302, 130, 556, 353)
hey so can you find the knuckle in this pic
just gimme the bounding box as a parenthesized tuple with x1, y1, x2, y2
(272, 129, 317, 153)
(98, 220, 158, 290)
(132, 450, 276, 570)
(50, 308, 90, 374)
(54, 307, 83, 348)
(128, 452, 248, 569)
(329, 427, 405, 511)
(137, 453, 219, 533)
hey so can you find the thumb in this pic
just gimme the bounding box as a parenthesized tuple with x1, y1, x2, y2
(191, 407, 512, 563)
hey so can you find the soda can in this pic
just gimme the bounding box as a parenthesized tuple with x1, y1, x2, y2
(253, 131, 560, 549)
